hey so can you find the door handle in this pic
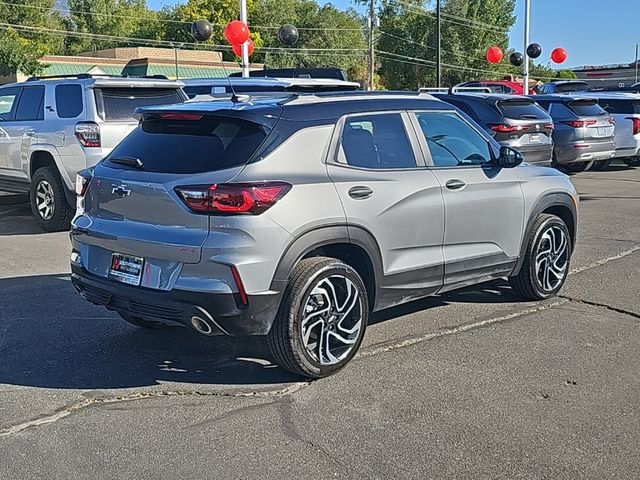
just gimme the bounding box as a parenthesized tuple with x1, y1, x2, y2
(25, 129, 36, 138)
(445, 179, 466, 191)
(348, 186, 373, 199)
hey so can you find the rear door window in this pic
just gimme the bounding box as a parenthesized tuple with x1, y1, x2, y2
(568, 100, 606, 117)
(55, 84, 84, 118)
(498, 100, 549, 120)
(105, 115, 269, 174)
(339, 113, 417, 169)
(0, 87, 20, 121)
(15, 86, 45, 121)
(95, 88, 186, 121)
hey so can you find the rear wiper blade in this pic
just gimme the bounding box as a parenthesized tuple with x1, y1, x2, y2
(109, 156, 144, 169)
(519, 114, 538, 119)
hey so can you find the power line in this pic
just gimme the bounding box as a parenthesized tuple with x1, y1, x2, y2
(394, 0, 505, 33)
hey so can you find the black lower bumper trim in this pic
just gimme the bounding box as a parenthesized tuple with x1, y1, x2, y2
(71, 265, 282, 336)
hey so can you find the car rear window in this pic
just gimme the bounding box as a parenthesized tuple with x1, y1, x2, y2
(105, 115, 269, 174)
(568, 99, 607, 117)
(599, 98, 640, 114)
(497, 99, 549, 120)
(95, 88, 185, 121)
(555, 82, 590, 93)
(56, 84, 83, 118)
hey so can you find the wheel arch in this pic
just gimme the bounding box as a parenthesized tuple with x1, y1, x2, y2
(29, 148, 74, 207)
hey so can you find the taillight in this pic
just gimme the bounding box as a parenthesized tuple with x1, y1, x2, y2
(75, 122, 101, 147)
(175, 182, 292, 215)
(543, 123, 555, 130)
(157, 113, 203, 121)
(489, 124, 527, 133)
(609, 116, 616, 126)
(561, 120, 597, 128)
(75, 170, 92, 197)
(626, 117, 640, 135)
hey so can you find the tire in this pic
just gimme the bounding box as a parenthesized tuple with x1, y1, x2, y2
(117, 312, 172, 330)
(590, 159, 611, 171)
(623, 156, 640, 166)
(562, 161, 589, 173)
(30, 166, 75, 232)
(509, 214, 572, 300)
(268, 256, 369, 379)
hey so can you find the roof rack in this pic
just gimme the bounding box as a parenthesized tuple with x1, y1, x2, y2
(26, 74, 170, 82)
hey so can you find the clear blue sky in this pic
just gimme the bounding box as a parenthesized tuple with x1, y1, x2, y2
(148, 0, 639, 68)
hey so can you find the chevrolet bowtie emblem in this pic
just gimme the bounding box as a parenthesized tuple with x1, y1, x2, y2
(111, 185, 131, 197)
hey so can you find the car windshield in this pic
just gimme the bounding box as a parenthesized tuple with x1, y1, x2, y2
(95, 88, 186, 121)
(555, 82, 590, 93)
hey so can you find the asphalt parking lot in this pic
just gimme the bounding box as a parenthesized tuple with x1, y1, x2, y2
(1, 164, 639, 479)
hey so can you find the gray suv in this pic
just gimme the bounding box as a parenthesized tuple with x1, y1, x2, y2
(70, 92, 579, 378)
(0, 74, 186, 231)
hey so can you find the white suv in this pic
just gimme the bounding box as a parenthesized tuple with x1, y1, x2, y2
(0, 74, 186, 231)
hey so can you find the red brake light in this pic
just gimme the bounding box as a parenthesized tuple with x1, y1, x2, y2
(158, 113, 204, 121)
(609, 116, 616, 125)
(230, 265, 249, 307)
(543, 123, 555, 130)
(75, 170, 92, 197)
(489, 124, 525, 133)
(561, 120, 597, 128)
(75, 122, 101, 147)
(626, 117, 640, 135)
(175, 182, 292, 215)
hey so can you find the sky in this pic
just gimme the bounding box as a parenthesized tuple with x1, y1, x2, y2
(147, 0, 640, 68)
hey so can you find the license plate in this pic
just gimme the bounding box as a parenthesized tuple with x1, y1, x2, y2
(530, 133, 541, 143)
(597, 127, 607, 135)
(109, 253, 144, 286)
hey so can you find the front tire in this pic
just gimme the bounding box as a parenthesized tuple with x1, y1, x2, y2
(590, 159, 611, 171)
(268, 257, 369, 378)
(509, 214, 572, 300)
(30, 166, 74, 232)
(623, 156, 640, 166)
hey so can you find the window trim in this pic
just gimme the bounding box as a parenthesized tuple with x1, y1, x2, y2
(408, 109, 496, 169)
(327, 110, 427, 171)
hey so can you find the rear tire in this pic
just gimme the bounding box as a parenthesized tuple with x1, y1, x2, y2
(623, 156, 640, 166)
(29, 166, 74, 232)
(562, 161, 589, 173)
(509, 214, 572, 300)
(268, 257, 369, 379)
(590, 159, 611, 171)
(117, 312, 172, 330)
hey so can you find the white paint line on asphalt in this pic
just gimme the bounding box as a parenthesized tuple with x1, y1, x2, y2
(357, 299, 569, 359)
(569, 245, 640, 275)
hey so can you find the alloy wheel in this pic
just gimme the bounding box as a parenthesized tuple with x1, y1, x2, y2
(300, 275, 363, 366)
(535, 225, 569, 292)
(35, 180, 55, 220)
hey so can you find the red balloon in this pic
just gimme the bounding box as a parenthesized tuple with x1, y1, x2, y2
(486, 46, 503, 64)
(224, 20, 249, 45)
(232, 38, 255, 57)
(551, 47, 567, 64)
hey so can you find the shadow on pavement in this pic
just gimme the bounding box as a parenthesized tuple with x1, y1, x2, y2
(0, 273, 524, 391)
(0, 197, 45, 236)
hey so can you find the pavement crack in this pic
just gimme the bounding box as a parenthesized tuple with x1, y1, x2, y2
(0, 383, 309, 437)
(569, 246, 640, 275)
(559, 295, 640, 320)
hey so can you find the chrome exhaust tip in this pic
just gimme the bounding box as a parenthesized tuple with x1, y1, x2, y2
(190, 315, 215, 336)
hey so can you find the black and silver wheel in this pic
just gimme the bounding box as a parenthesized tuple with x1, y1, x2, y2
(29, 166, 74, 232)
(623, 156, 640, 166)
(117, 312, 172, 330)
(590, 159, 611, 171)
(562, 161, 590, 173)
(510, 214, 571, 300)
(268, 257, 368, 378)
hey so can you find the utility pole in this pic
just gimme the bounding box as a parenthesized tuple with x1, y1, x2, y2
(635, 43, 639, 84)
(239, 0, 250, 78)
(523, 0, 530, 93)
(368, 0, 376, 90)
(436, 0, 441, 88)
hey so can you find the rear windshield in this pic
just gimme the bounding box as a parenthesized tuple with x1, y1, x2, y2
(105, 115, 269, 174)
(497, 100, 549, 120)
(568, 99, 607, 117)
(95, 88, 186, 121)
(599, 98, 640, 114)
(555, 82, 590, 93)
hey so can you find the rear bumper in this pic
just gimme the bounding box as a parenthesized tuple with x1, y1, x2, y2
(516, 145, 553, 166)
(554, 141, 615, 164)
(71, 264, 283, 336)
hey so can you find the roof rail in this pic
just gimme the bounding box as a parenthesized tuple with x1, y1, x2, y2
(419, 86, 492, 94)
(26, 73, 172, 82)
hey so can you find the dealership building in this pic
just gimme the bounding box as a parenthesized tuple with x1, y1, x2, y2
(572, 61, 639, 89)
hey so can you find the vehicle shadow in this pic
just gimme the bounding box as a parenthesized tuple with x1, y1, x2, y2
(0, 196, 45, 236)
(0, 274, 524, 391)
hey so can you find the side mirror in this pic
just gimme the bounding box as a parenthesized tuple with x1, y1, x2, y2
(496, 146, 524, 168)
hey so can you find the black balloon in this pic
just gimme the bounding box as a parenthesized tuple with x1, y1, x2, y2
(191, 20, 213, 42)
(526, 43, 542, 59)
(510, 52, 524, 66)
(277, 24, 299, 46)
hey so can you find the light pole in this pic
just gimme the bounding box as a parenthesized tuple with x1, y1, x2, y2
(170, 42, 184, 80)
(436, 0, 441, 88)
(523, 0, 530, 93)
(239, 0, 250, 78)
(635, 43, 639, 84)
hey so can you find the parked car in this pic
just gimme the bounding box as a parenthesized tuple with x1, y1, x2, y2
(456, 80, 534, 95)
(537, 81, 591, 95)
(70, 91, 578, 378)
(582, 92, 640, 167)
(434, 92, 554, 166)
(0, 74, 187, 231)
(183, 77, 361, 99)
(534, 95, 616, 172)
